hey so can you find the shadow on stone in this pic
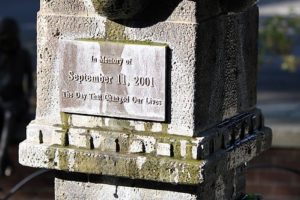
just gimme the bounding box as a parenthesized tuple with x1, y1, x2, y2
(111, 0, 182, 28)
(55, 171, 198, 194)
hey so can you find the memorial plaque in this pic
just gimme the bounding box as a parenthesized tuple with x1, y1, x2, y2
(58, 40, 166, 121)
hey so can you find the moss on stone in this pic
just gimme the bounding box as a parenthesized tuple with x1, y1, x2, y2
(144, 122, 153, 132)
(185, 143, 194, 160)
(57, 149, 69, 170)
(46, 148, 56, 168)
(162, 123, 169, 133)
(90, 0, 149, 20)
(173, 141, 182, 159)
(44, 144, 204, 184)
(66, 123, 194, 143)
(60, 112, 71, 131)
(79, 38, 167, 47)
(104, 20, 127, 41)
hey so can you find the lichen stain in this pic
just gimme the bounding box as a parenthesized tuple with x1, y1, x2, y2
(104, 20, 127, 41)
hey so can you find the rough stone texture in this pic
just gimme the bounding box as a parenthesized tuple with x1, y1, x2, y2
(55, 176, 198, 200)
(19, 0, 271, 199)
(19, 109, 271, 186)
(54, 168, 248, 200)
(53, 159, 258, 200)
(90, 0, 150, 20)
(34, 0, 259, 137)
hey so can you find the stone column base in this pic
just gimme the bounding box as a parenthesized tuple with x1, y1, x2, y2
(19, 110, 271, 200)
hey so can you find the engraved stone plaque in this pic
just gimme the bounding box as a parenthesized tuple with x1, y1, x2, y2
(58, 40, 166, 121)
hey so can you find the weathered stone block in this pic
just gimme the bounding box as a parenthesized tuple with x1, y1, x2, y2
(156, 143, 172, 157)
(129, 139, 145, 153)
(33, 5, 259, 137)
(19, 0, 271, 199)
(55, 177, 198, 200)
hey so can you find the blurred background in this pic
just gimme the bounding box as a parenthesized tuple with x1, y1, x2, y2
(0, 0, 299, 200)
(0, 1, 53, 200)
(247, 1, 300, 200)
(0, 0, 38, 64)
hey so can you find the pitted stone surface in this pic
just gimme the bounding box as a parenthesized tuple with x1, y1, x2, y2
(55, 178, 197, 200)
(19, 1, 271, 199)
(34, 5, 259, 137)
(39, 0, 258, 22)
(19, 110, 271, 185)
(19, 141, 204, 185)
(156, 143, 172, 157)
(129, 139, 144, 153)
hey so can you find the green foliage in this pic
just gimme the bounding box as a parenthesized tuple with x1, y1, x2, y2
(259, 13, 300, 72)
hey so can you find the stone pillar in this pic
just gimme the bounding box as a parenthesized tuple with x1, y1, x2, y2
(19, 0, 271, 199)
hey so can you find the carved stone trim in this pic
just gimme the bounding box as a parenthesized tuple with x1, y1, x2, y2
(19, 110, 271, 184)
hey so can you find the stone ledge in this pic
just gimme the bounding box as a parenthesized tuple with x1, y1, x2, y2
(19, 141, 203, 185)
(202, 127, 272, 181)
(25, 122, 203, 160)
(20, 110, 271, 185)
(19, 126, 271, 185)
(25, 110, 266, 162)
